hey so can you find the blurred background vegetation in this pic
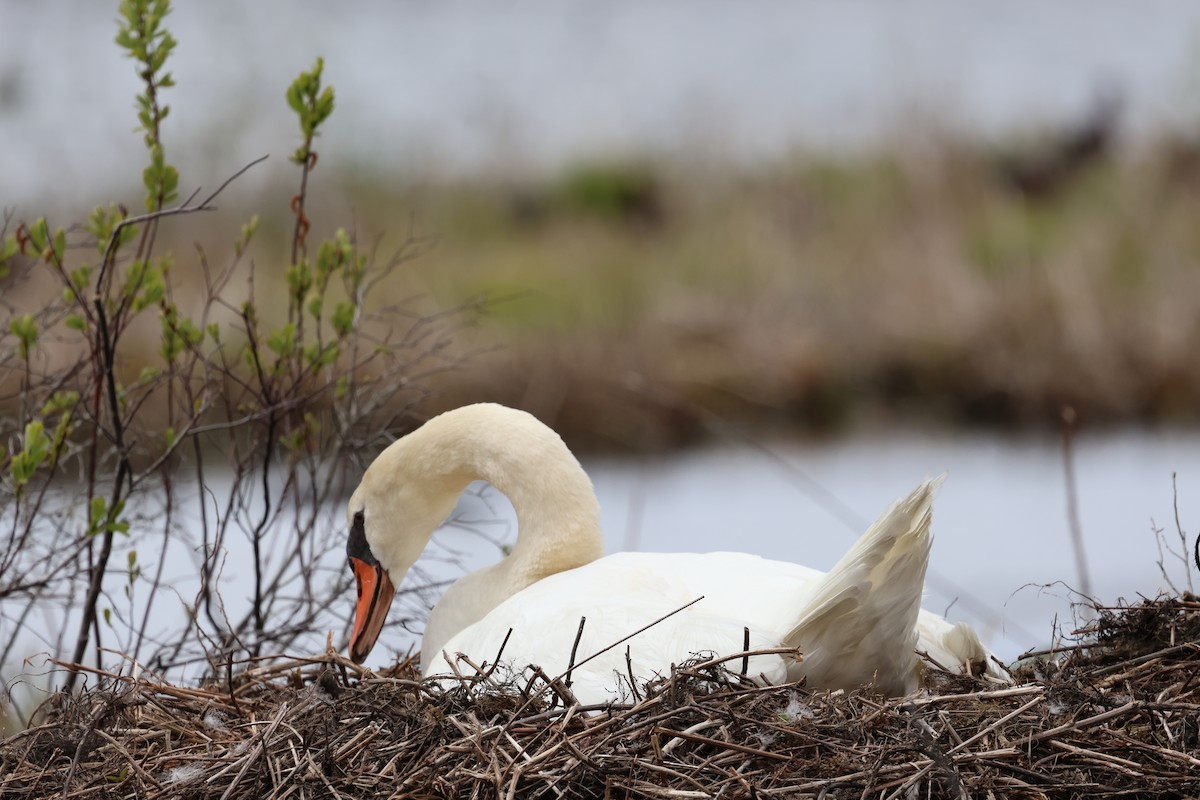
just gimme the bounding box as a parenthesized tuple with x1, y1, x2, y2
(6, 2, 1200, 450)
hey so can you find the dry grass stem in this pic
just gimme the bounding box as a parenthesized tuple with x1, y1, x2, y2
(2, 594, 1198, 798)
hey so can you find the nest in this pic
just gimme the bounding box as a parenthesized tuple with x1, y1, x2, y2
(3, 596, 1199, 799)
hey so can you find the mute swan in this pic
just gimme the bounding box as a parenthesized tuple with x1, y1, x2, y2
(347, 403, 1002, 703)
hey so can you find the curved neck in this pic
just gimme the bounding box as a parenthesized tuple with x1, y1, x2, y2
(409, 404, 605, 587)
(465, 447, 603, 591)
(484, 456, 605, 587)
(401, 406, 605, 663)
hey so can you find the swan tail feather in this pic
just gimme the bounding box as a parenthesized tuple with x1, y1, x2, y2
(780, 478, 940, 695)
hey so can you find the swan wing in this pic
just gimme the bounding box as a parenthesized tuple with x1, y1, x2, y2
(424, 552, 812, 703)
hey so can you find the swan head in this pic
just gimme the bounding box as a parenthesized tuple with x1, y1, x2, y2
(345, 403, 604, 665)
(345, 428, 467, 664)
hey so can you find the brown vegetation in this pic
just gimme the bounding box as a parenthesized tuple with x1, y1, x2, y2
(9, 138, 1200, 451)
(61, 140, 1200, 451)
(3, 595, 1197, 798)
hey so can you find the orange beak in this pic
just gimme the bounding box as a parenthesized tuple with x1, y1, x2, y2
(349, 556, 396, 663)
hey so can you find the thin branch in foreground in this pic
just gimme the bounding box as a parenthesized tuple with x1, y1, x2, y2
(95, 155, 269, 290)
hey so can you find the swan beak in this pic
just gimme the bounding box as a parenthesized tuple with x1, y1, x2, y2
(348, 556, 395, 663)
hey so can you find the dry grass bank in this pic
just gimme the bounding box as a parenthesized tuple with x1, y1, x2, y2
(7, 143, 1200, 450)
(313, 143, 1200, 447)
(2, 594, 1198, 798)
(333, 145, 1200, 436)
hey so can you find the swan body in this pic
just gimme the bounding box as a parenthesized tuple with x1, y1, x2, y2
(346, 404, 1002, 704)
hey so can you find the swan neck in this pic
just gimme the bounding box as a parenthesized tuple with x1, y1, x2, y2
(395, 404, 605, 590)
(480, 454, 604, 585)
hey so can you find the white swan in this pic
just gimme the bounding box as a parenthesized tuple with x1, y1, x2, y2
(346, 403, 1003, 703)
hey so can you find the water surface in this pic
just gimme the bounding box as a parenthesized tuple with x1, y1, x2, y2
(575, 427, 1200, 661)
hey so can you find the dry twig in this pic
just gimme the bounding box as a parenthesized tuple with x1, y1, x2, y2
(2, 595, 1198, 798)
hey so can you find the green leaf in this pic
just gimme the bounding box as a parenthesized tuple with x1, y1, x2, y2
(1, 234, 18, 262)
(88, 495, 130, 537)
(332, 301, 355, 336)
(161, 163, 179, 202)
(267, 322, 297, 357)
(130, 261, 165, 311)
(27, 218, 48, 252)
(286, 261, 312, 299)
(89, 496, 108, 532)
(286, 83, 304, 115)
(303, 342, 338, 370)
(70, 265, 92, 291)
(10, 420, 51, 489)
(66, 314, 86, 331)
(317, 87, 335, 121)
(158, 302, 203, 364)
(51, 229, 66, 262)
(10, 314, 38, 359)
(235, 213, 260, 256)
(306, 292, 323, 320)
(40, 390, 79, 417)
(285, 56, 335, 163)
